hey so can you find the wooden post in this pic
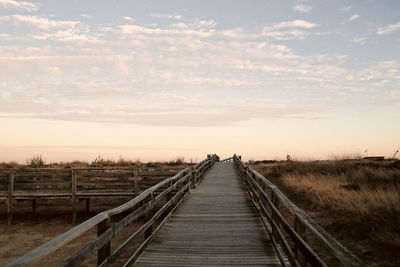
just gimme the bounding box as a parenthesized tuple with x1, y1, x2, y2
(245, 166, 250, 179)
(252, 172, 261, 205)
(71, 169, 77, 223)
(7, 172, 14, 225)
(86, 198, 90, 213)
(133, 169, 139, 196)
(193, 169, 198, 185)
(32, 199, 36, 216)
(97, 216, 111, 265)
(295, 216, 307, 267)
(271, 191, 280, 241)
(167, 180, 174, 214)
(145, 193, 154, 239)
(190, 167, 196, 189)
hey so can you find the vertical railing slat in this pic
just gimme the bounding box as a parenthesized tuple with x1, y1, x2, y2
(7, 172, 15, 225)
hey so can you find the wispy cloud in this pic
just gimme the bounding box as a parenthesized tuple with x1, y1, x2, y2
(0, 0, 38, 12)
(377, 22, 400, 35)
(352, 35, 367, 44)
(12, 14, 80, 30)
(0, 15, 10, 23)
(123, 16, 135, 23)
(349, 14, 360, 21)
(294, 4, 312, 13)
(150, 13, 182, 20)
(264, 20, 317, 30)
(0, 12, 398, 128)
(118, 20, 216, 38)
(262, 20, 317, 40)
(80, 14, 92, 19)
(340, 6, 351, 12)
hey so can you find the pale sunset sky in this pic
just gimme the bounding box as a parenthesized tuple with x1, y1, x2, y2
(0, 0, 399, 163)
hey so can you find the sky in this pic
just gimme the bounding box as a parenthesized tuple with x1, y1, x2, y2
(0, 0, 399, 163)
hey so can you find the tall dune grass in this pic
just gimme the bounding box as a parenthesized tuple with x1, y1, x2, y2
(282, 173, 400, 215)
(257, 160, 400, 216)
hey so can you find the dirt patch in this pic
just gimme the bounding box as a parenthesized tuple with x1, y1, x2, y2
(0, 197, 134, 266)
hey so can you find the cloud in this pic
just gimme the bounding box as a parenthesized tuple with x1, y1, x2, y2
(0, 96, 325, 127)
(0, 15, 10, 23)
(352, 36, 367, 44)
(340, 6, 351, 12)
(150, 13, 182, 20)
(0, 0, 38, 12)
(80, 14, 92, 19)
(377, 22, 400, 35)
(0, 15, 398, 128)
(118, 22, 215, 38)
(294, 4, 312, 13)
(349, 14, 359, 21)
(262, 20, 317, 40)
(12, 14, 80, 30)
(123, 16, 135, 23)
(264, 20, 317, 30)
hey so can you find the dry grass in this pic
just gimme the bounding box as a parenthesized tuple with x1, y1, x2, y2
(282, 173, 400, 215)
(252, 159, 400, 266)
(260, 159, 400, 215)
(0, 156, 192, 169)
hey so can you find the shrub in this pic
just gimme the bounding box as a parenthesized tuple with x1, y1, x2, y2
(166, 157, 185, 166)
(26, 155, 46, 168)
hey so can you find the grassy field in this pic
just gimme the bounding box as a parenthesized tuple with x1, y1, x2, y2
(0, 155, 189, 169)
(251, 159, 400, 266)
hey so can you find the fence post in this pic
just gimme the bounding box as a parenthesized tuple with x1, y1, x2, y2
(294, 216, 307, 267)
(7, 172, 14, 225)
(271, 191, 280, 241)
(167, 179, 174, 214)
(133, 169, 139, 196)
(145, 192, 154, 239)
(98, 216, 111, 264)
(190, 167, 196, 189)
(71, 169, 77, 223)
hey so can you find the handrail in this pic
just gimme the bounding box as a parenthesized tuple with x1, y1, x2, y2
(7, 154, 219, 267)
(232, 154, 363, 267)
(1, 166, 191, 224)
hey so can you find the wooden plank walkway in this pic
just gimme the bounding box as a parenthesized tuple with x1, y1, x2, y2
(134, 162, 281, 266)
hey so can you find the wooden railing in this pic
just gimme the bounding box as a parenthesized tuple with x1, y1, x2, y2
(221, 156, 237, 162)
(233, 154, 363, 267)
(6, 154, 219, 267)
(0, 166, 185, 224)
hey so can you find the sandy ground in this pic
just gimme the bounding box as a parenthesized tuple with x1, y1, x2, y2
(0, 197, 137, 266)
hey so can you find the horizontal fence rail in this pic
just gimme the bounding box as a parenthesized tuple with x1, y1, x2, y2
(6, 154, 219, 267)
(232, 154, 363, 267)
(0, 166, 188, 224)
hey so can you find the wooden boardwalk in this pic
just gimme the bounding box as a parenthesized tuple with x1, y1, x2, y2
(134, 162, 281, 266)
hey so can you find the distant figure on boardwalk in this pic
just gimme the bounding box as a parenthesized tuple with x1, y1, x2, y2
(286, 154, 291, 161)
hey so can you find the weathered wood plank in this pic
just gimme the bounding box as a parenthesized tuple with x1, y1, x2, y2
(134, 162, 281, 266)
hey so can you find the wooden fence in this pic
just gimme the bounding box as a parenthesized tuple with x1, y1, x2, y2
(6, 154, 219, 267)
(233, 154, 363, 267)
(0, 166, 186, 224)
